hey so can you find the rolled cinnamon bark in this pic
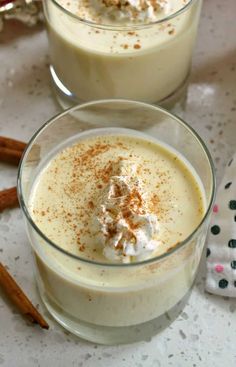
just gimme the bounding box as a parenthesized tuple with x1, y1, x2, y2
(0, 187, 19, 212)
(0, 262, 49, 329)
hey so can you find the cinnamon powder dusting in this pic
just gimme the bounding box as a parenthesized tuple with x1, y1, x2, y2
(30, 134, 201, 262)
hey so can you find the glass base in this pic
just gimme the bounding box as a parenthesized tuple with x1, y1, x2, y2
(39, 284, 191, 345)
(50, 65, 188, 112)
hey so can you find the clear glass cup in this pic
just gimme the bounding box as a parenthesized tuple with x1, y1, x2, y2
(18, 100, 215, 344)
(43, 0, 202, 109)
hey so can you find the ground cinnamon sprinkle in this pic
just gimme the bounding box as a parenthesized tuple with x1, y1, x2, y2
(95, 160, 114, 183)
(95, 156, 123, 183)
(75, 143, 111, 166)
(126, 188, 143, 214)
(88, 201, 95, 209)
(35, 136, 180, 259)
(79, 245, 85, 252)
(30, 131, 205, 267)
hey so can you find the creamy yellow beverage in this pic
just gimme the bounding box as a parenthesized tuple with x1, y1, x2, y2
(28, 128, 205, 327)
(44, 0, 202, 105)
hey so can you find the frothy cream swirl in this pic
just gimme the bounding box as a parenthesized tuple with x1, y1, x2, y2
(94, 161, 160, 263)
(90, 0, 170, 22)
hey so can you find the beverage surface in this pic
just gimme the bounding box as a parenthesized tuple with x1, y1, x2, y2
(29, 130, 205, 264)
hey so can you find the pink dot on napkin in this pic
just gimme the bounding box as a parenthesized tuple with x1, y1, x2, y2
(215, 264, 224, 273)
(213, 204, 219, 213)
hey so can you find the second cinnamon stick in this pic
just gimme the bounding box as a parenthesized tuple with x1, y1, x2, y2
(0, 187, 19, 212)
(0, 147, 23, 165)
(0, 136, 27, 152)
(0, 262, 49, 330)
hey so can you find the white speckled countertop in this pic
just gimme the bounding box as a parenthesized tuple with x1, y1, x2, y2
(0, 0, 236, 366)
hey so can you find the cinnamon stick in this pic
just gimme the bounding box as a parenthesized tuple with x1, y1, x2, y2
(0, 262, 49, 330)
(0, 136, 27, 152)
(0, 147, 23, 165)
(0, 187, 19, 212)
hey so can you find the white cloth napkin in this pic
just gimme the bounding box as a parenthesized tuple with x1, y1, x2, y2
(206, 154, 236, 296)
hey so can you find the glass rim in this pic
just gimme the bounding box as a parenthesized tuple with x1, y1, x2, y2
(48, 0, 198, 30)
(17, 99, 216, 268)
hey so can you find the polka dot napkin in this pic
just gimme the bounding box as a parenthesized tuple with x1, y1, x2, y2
(206, 155, 236, 297)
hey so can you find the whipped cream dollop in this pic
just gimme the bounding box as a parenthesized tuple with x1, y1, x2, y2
(94, 161, 160, 263)
(90, 0, 171, 22)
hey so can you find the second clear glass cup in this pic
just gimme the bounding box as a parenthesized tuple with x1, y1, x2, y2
(43, 0, 202, 109)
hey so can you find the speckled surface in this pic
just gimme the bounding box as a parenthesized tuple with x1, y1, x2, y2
(0, 0, 236, 366)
